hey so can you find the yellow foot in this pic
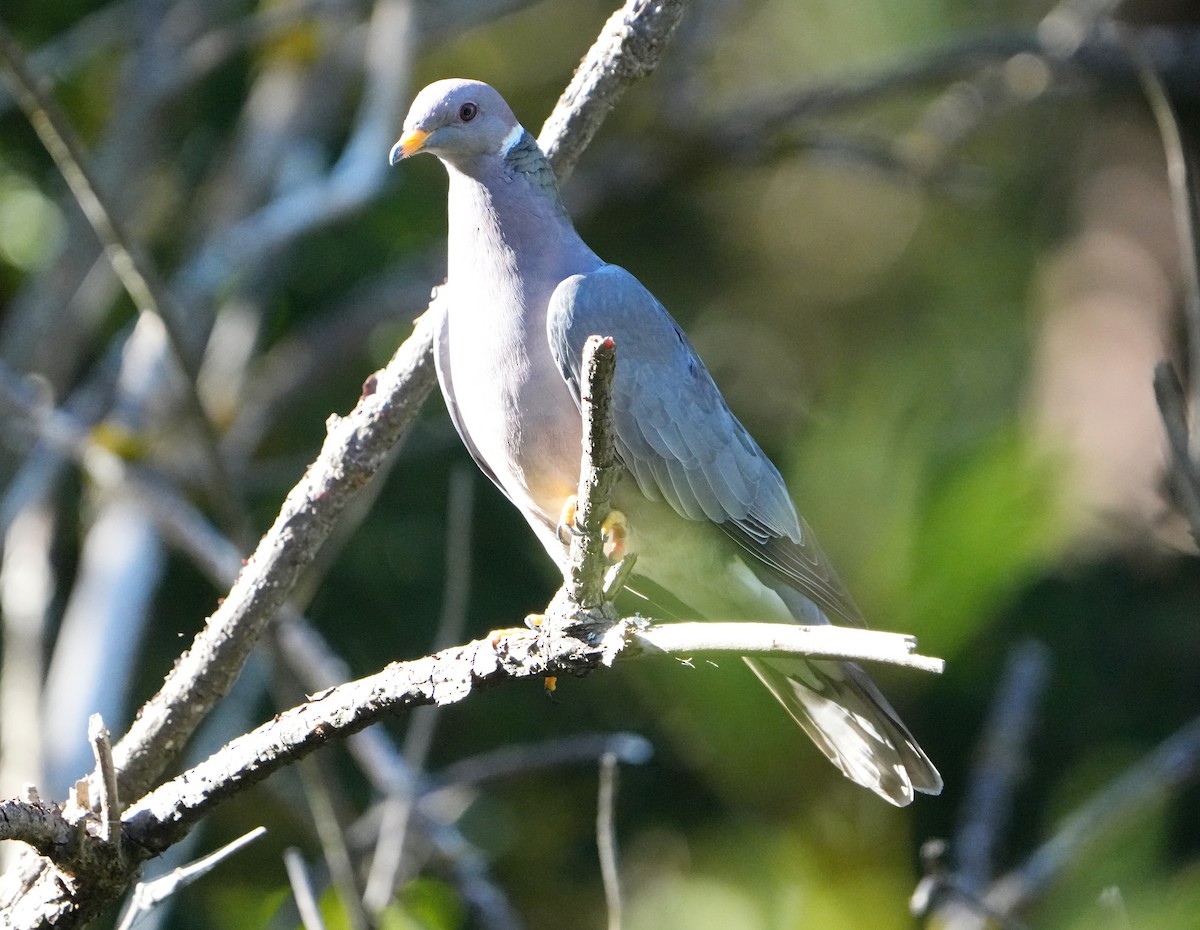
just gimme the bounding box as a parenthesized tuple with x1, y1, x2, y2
(557, 496, 630, 562)
(556, 496, 578, 546)
(601, 509, 628, 562)
(524, 613, 546, 629)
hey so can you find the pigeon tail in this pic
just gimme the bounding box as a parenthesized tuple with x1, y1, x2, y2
(744, 655, 943, 806)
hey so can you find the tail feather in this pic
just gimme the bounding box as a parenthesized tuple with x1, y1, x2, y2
(744, 656, 943, 806)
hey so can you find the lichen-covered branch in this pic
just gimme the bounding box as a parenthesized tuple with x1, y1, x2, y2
(118, 615, 940, 858)
(538, 0, 689, 182)
(110, 305, 439, 804)
(561, 335, 621, 613)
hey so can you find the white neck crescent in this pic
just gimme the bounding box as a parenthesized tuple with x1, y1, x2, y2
(498, 124, 525, 157)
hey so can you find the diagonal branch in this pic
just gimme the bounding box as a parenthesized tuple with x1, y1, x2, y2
(0, 21, 244, 534)
(979, 713, 1200, 920)
(539, 0, 689, 182)
(118, 616, 941, 860)
(109, 305, 440, 803)
(1126, 28, 1200, 435)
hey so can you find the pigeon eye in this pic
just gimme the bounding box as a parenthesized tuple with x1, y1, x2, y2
(458, 102, 478, 122)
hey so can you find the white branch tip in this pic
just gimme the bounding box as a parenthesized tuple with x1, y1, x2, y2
(629, 622, 945, 674)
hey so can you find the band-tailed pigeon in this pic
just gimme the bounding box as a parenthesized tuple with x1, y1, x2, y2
(391, 79, 941, 806)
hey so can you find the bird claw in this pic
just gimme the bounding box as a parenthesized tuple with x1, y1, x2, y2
(600, 510, 628, 562)
(556, 496, 582, 545)
(557, 497, 629, 562)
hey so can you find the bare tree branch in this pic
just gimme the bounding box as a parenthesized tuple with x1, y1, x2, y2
(0, 5, 702, 923)
(538, 0, 689, 182)
(296, 756, 370, 930)
(971, 714, 1200, 924)
(559, 335, 623, 619)
(921, 641, 1049, 928)
(114, 827, 267, 930)
(1154, 362, 1200, 545)
(87, 715, 121, 855)
(0, 21, 245, 534)
(363, 465, 475, 914)
(283, 847, 329, 930)
(1126, 32, 1200, 408)
(954, 641, 1049, 892)
(630, 622, 945, 673)
(111, 0, 702, 819)
(110, 303, 439, 804)
(597, 751, 623, 930)
(0, 286, 940, 927)
(117, 616, 939, 860)
(0, 504, 53, 794)
(0, 797, 72, 855)
(1124, 22, 1200, 545)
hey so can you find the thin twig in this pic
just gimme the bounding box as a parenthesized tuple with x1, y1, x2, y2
(981, 713, 1200, 919)
(596, 752, 622, 930)
(432, 465, 477, 651)
(431, 733, 652, 794)
(925, 642, 1049, 929)
(284, 848, 328, 930)
(363, 465, 475, 914)
(1122, 30, 1200, 427)
(115, 827, 267, 930)
(362, 717, 433, 914)
(87, 714, 121, 856)
(1122, 25, 1200, 540)
(0, 22, 245, 536)
(953, 640, 1050, 892)
(297, 757, 370, 930)
(1153, 363, 1200, 545)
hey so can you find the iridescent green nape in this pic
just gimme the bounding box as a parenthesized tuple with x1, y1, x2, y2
(504, 132, 568, 216)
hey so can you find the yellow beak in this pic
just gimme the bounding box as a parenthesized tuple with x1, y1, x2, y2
(389, 128, 429, 165)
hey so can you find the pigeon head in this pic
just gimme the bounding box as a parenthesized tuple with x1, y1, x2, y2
(390, 79, 524, 168)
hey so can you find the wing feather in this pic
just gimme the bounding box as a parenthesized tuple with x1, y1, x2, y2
(547, 264, 863, 624)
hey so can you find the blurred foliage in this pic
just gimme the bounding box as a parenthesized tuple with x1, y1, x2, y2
(2, 0, 1200, 928)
